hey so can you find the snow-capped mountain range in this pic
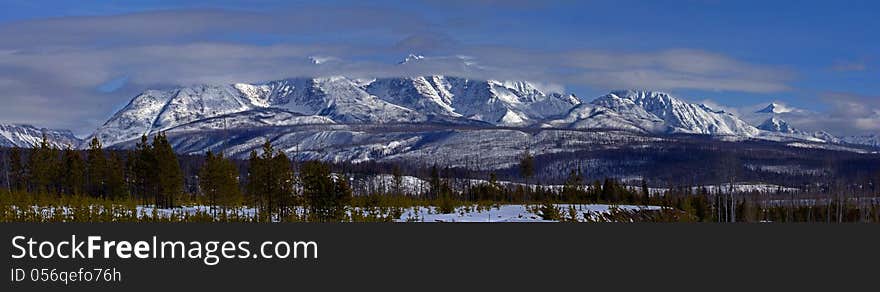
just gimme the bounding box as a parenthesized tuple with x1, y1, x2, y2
(0, 124, 81, 148)
(1, 53, 878, 160)
(88, 76, 581, 147)
(75, 77, 880, 163)
(755, 116, 840, 143)
(547, 90, 759, 136)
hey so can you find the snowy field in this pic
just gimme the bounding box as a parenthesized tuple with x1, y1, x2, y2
(134, 204, 661, 222)
(397, 204, 660, 222)
(14, 204, 660, 222)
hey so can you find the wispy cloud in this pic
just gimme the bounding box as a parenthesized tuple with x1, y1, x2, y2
(718, 92, 880, 137)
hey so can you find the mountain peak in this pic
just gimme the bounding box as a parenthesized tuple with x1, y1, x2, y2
(755, 102, 792, 114)
(584, 90, 759, 136)
(609, 90, 673, 100)
(0, 123, 81, 148)
(399, 54, 426, 64)
(758, 116, 796, 133)
(308, 56, 337, 65)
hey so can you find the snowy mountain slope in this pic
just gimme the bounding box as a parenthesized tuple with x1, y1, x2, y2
(166, 108, 335, 132)
(365, 76, 459, 117)
(755, 116, 840, 143)
(550, 90, 760, 136)
(91, 77, 425, 147)
(841, 135, 880, 148)
(365, 76, 580, 125)
(0, 123, 81, 148)
(546, 103, 667, 133)
(108, 124, 661, 170)
(91, 75, 581, 147)
(89, 86, 262, 148)
(757, 116, 797, 133)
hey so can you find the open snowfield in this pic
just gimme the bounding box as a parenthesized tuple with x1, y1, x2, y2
(136, 204, 661, 222)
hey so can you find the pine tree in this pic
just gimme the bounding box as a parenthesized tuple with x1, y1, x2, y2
(519, 150, 534, 181)
(60, 147, 85, 195)
(331, 174, 353, 221)
(200, 151, 242, 217)
(272, 151, 294, 219)
(301, 160, 335, 222)
(641, 180, 651, 206)
(246, 149, 264, 215)
(391, 164, 403, 196)
(590, 180, 602, 202)
(562, 169, 583, 202)
(128, 136, 155, 205)
(428, 165, 441, 200)
(8, 146, 25, 192)
(29, 134, 59, 194)
(86, 137, 107, 198)
(246, 140, 294, 221)
(1, 148, 8, 192)
(487, 172, 500, 201)
(538, 200, 560, 221)
(105, 152, 127, 199)
(152, 132, 183, 208)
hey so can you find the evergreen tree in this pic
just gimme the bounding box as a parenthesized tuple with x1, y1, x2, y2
(246, 149, 264, 213)
(105, 152, 127, 199)
(29, 134, 59, 194)
(85, 137, 107, 198)
(8, 146, 25, 192)
(561, 169, 583, 202)
(152, 132, 183, 208)
(538, 200, 560, 221)
(486, 172, 500, 201)
(331, 174, 353, 221)
(130, 135, 156, 205)
(519, 150, 535, 181)
(391, 164, 403, 196)
(272, 151, 295, 218)
(301, 160, 336, 222)
(200, 151, 242, 216)
(246, 140, 294, 221)
(428, 164, 441, 200)
(60, 147, 85, 195)
(201, 151, 219, 212)
(641, 180, 651, 206)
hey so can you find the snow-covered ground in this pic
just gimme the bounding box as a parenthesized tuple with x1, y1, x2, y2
(350, 174, 799, 196)
(745, 164, 822, 176)
(397, 204, 660, 222)
(12, 204, 660, 222)
(135, 204, 661, 222)
(694, 183, 799, 193)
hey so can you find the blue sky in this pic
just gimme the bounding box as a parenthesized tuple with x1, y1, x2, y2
(0, 0, 877, 135)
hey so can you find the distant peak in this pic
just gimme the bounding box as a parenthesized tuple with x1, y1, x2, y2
(755, 102, 792, 114)
(758, 116, 795, 133)
(399, 53, 426, 64)
(609, 89, 673, 99)
(308, 56, 337, 65)
(603, 90, 680, 105)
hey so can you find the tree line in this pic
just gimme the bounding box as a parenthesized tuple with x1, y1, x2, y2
(1, 136, 879, 223)
(0, 134, 354, 222)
